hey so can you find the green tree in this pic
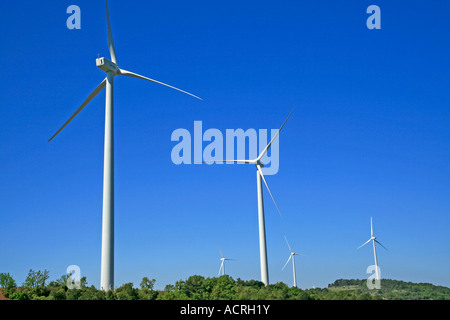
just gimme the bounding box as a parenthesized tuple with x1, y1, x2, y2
(116, 282, 138, 300)
(210, 275, 236, 300)
(140, 277, 156, 291)
(139, 277, 158, 300)
(49, 288, 67, 300)
(23, 269, 50, 288)
(0, 273, 17, 298)
(0, 272, 17, 289)
(48, 274, 69, 289)
(105, 290, 116, 300)
(157, 284, 180, 300)
(65, 288, 81, 300)
(182, 275, 207, 299)
(78, 286, 106, 300)
(9, 291, 28, 300)
(22, 269, 51, 298)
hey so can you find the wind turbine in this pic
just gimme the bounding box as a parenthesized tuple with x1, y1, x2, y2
(48, 0, 201, 291)
(199, 108, 294, 285)
(357, 217, 387, 280)
(281, 235, 304, 288)
(217, 245, 233, 276)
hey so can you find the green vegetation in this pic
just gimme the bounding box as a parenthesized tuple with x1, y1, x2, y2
(1, 270, 449, 300)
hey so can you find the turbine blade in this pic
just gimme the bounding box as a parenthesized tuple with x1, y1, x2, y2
(257, 108, 294, 161)
(256, 165, 283, 219)
(218, 261, 224, 276)
(217, 244, 224, 258)
(105, 0, 117, 63)
(119, 69, 202, 100)
(48, 78, 107, 142)
(357, 238, 372, 250)
(371, 217, 374, 237)
(284, 235, 293, 253)
(282, 255, 292, 271)
(375, 239, 388, 251)
(195, 159, 255, 164)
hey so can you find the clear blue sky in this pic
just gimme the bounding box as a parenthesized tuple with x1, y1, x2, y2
(0, 0, 449, 290)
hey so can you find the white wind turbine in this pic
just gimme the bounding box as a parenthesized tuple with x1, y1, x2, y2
(281, 236, 304, 288)
(200, 109, 294, 285)
(48, 0, 201, 291)
(217, 245, 234, 276)
(357, 217, 387, 280)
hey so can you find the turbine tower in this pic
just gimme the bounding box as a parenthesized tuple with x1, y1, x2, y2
(200, 108, 294, 285)
(217, 245, 233, 276)
(281, 236, 304, 288)
(48, 0, 201, 291)
(357, 217, 387, 280)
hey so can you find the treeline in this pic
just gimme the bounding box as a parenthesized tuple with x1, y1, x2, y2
(1, 270, 448, 300)
(0, 270, 377, 300)
(159, 275, 380, 300)
(0, 270, 158, 301)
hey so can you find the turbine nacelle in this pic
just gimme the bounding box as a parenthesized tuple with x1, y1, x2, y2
(96, 57, 120, 75)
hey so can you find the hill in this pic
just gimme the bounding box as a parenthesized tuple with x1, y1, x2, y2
(328, 279, 450, 300)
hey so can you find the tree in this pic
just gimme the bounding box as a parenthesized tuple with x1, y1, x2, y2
(210, 275, 235, 300)
(22, 269, 51, 298)
(105, 290, 116, 300)
(78, 286, 106, 300)
(0, 272, 17, 289)
(182, 275, 207, 299)
(0, 273, 17, 298)
(23, 269, 50, 288)
(116, 282, 138, 300)
(139, 277, 158, 300)
(49, 288, 66, 300)
(140, 277, 156, 291)
(65, 288, 81, 300)
(9, 291, 28, 300)
(48, 274, 69, 289)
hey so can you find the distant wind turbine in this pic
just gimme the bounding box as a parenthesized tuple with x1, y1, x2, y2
(357, 217, 387, 280)
(48, 0, 201, 291)
(199, 109, 294, 285)
(217, 245, 234, 276)
(281, 236, 304, 288)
